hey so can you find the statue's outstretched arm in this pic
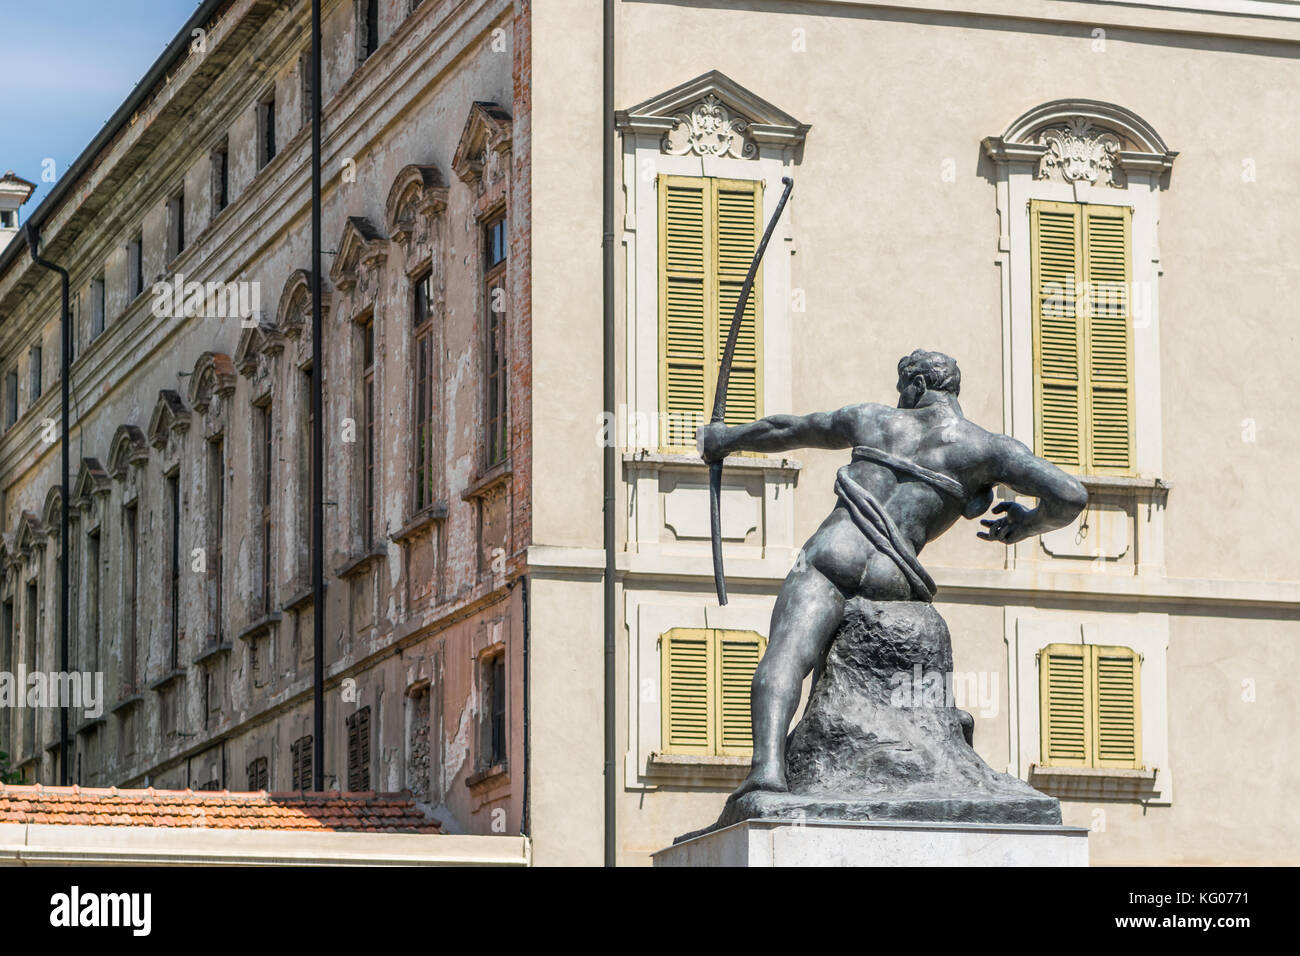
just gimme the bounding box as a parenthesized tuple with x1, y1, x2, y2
(977, 436, 1089, 544)
(698, 405, 866, 461)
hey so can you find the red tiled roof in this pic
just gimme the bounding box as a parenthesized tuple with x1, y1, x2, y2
(0, 785, 441, 833)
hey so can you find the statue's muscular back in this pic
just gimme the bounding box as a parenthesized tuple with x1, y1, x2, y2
(807, 401, 998, 600)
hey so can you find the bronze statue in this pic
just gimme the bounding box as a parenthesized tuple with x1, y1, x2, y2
(696, 349, 1088, 820)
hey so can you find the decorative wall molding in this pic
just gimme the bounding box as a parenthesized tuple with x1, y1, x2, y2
(615, 70, 810, 154)
(983, 98, 1177, 187)
(147, 389, 192, 451)
(452, 102, 512, 194)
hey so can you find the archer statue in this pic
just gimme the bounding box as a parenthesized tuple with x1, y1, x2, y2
(696, 348, 1089, 800)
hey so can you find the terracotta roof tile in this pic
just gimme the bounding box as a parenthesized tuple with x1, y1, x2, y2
(0, 785, 441, 834)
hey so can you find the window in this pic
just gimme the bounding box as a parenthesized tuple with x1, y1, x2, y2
(0, 601, 11, 749)
(90, 275, 106, 338)
(24, 582, 37, 748)
(299, 367, 314, 579)
(413, 271, 437, 512)
(208, 439, 225, 640)
(257, 405, 274, 614)
(658, 176, 763, 450)
(4, 371, 16, 429)
(291, 734, 314, 790)
(247, 756, 269, 791)
(28, 346, 40, 401)
(360, 317, 376, 546)
(346, 707, 371, 792)
(0, 210, 15, 228)
(660, 628, 766, 756)
(1039, 643, 1142, 769)
(123, 504, 139, 695)
(1031, 200, 1134, 475)
(167, 472, 181, 671)
(358, 0, 380, 62)
(480, 653, 507, 769)
(167, 190, 185, 261)
(483, 215, 508, 466)
(127, 233, 143, 300)
(259, 91, 277, 168)
(298, 52, 313, 131)
(211, 141, 229, 217)
(86, 530, 100, 672)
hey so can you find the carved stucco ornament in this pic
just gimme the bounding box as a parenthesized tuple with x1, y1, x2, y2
(662, 94, 758, 159)
(1037, 117, 1122, 185)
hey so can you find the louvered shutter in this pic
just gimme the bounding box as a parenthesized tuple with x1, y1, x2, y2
(1040, 643, 1091, 767)
(1031, 200, 1085, 469)
(660, 629, 714, 754)
(713, 180, 762, 427)
(1082, 206, 1135, 473)
(1093, 645, 1142, 768)
(717, 631, 765, 755)
(658, 176, 763, 450)
(660, 179, 710, 448)
(357, 707, 371, 790)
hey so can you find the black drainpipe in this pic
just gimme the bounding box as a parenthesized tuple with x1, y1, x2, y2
(601, 0, 617, 867)
(310, 0, 326, 792)
(22, 221, 70, 787)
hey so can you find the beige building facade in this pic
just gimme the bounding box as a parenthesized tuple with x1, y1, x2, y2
(0, 0, 1297, 866)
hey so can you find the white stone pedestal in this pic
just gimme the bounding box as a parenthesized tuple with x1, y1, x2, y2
(653, 818, 1089, 867)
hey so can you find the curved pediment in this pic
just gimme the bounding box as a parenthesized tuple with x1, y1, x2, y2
(329, 216, 387, 294)
(107, 424, 149, 480)
(147, 389, 191, 449)
(615, 70, 810, 157)
(188, 351, 237, 414)
(41, 485, 64, 533)
(983, 99, 1176, 185)
(275, 269, 330, 337)
(385, 165, 449, 245)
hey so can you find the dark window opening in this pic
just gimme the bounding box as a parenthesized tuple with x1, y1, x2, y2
(346, 707, 371, 792)
(484, 215, 508, 467)
(247, 756, 269, 792)
(413, 272, 436, 512)
(291, 734, 314, 791)
(168, 472, 181, 672)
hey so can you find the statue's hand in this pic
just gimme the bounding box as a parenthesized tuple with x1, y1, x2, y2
(696, 422, 729, 463)
(977, 501, 1035, 544)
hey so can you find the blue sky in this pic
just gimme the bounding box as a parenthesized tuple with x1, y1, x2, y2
(0, 1, 202, 221)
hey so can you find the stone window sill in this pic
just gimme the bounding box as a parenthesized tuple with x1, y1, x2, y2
(645, 752, 751, 786)
(466, 762, 509, 790)
(237, 612, 282, 643)
(462, 460, 512, 501)
(76, 715, 106, 735)
(284, 584, 327, 613)
(1029, 765, 1159, 800)
(194, 640, 233, 666)
(392, 504, 448, 544)
(148, 669, 186, 692)
(111, 693, 144, 715)
(623, 451, 802, 475)
(335, 547, 387, 580)
(1076, 474, 1171, 495)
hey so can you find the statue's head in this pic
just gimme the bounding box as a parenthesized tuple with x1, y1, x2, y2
(896, 349, 961, 409)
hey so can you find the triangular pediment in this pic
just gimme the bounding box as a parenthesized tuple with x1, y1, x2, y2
(148, 389, 191, 448)
(329, 217, 387, 292)
(73, 458, 110, 504)
(616, 70, 810, 154)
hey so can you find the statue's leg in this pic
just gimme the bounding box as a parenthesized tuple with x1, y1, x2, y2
(732, 561, 845, 798)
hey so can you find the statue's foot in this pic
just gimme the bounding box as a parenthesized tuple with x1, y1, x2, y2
(729, 762, 789, 802)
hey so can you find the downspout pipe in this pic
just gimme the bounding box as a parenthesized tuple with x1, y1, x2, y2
(21, 221, 70, 787)
(310, 0, 326, 792)
(601, 0, 617, 867)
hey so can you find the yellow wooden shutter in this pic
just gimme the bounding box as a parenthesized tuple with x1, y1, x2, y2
(1040, 642, 1142, 769)
(1082, 206, 1135, 474)
(658, 176, 763, 450)
(660, 179, 709, 449)
(713, 180, 763, 427)
(1040, 642, 1091, 768)
(717, 630, 766, 755)
(1032, 200, 1135, 474)
(660, 629, 714, 754)
(1031, 200, 1085, 469)
(1093, 645, 1142, 768)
